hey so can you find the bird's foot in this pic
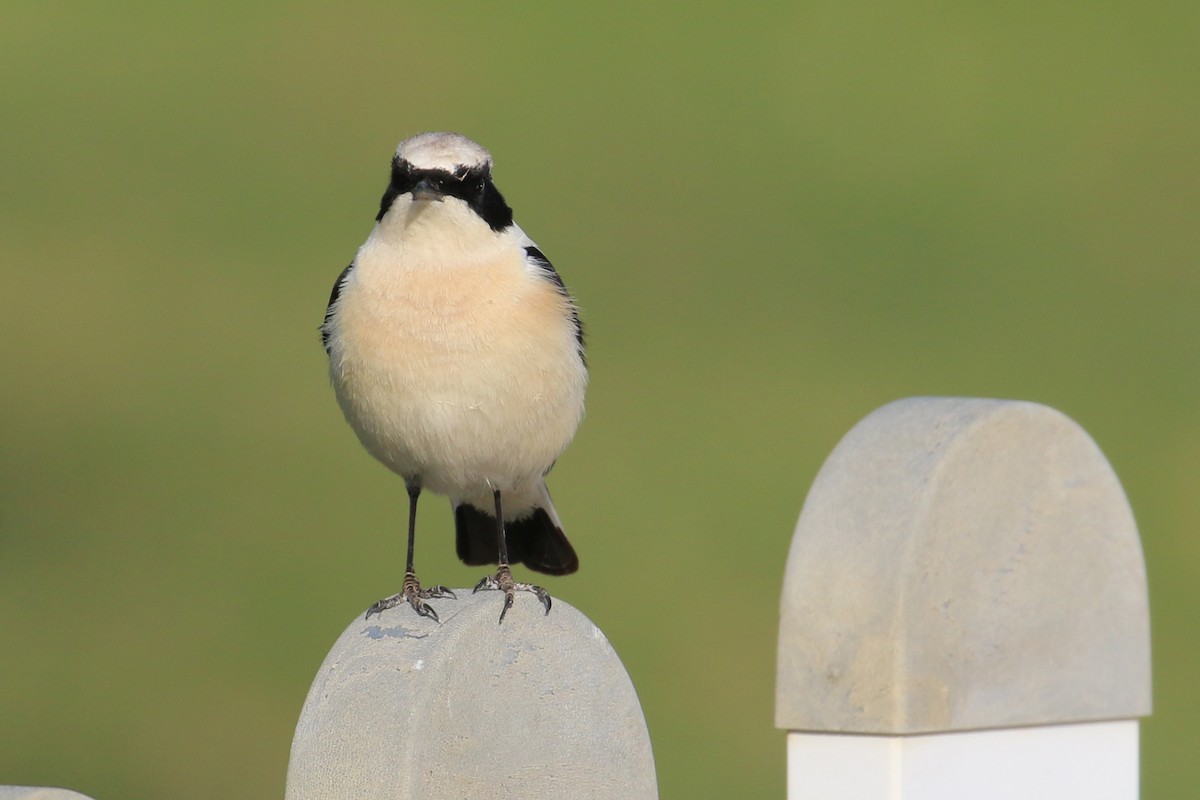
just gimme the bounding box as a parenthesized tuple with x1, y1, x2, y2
(365, 571, 456, 622)
(473, 564, 551, 623)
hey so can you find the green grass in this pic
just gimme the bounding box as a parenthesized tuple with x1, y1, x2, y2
(2, 2, 1198, 798)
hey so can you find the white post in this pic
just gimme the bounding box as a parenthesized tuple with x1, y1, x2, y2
(286, 592, 657, 800)
(776, 397, 1151, 799)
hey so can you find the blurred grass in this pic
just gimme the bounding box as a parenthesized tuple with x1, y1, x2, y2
(2, 1, 1198, 798)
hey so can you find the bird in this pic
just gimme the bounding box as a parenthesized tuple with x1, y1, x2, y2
(321, 132, 587, 623)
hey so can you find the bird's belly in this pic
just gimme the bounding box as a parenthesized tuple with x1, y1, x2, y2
(328, 272, 585, 497)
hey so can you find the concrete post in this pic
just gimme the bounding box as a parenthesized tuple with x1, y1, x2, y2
(776, 397, 1151, 799)
(286, 591, 657, 800)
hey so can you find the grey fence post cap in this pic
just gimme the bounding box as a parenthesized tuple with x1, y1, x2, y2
(776, 397, 1151, 734)
(0, 789, 95, 800)
(286, 591, 657, 800)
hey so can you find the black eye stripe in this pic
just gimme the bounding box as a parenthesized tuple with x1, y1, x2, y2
(376, 158, 513, 232)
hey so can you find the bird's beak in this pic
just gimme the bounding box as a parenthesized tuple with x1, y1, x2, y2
(410, 178, 444, 203)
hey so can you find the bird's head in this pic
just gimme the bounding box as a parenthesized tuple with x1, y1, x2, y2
(375, 132, 513, 232)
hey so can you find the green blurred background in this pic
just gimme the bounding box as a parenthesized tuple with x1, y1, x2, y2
(2, 2, 1197, 797)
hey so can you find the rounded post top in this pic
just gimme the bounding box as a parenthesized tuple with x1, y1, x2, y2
(287, 591, 657, 799)
(776, 397, 1151, 734)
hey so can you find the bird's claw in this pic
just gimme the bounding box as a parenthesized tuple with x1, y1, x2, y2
(365, 573, 454, 621)
(474, 566, 552, 622)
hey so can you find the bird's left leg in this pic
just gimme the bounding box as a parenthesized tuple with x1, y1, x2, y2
(473, 488, 552, 622)
(366, 481, 456, 621)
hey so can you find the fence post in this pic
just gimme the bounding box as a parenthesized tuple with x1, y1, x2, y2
(775, 397, 1151, 799)
(285, 591, 657, 799)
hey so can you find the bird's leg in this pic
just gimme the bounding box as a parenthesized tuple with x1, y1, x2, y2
(366, 482, 455, 621)
(472, 489, 552, 622)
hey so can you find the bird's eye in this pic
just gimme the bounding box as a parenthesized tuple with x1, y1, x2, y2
(474, 179, 485, 195)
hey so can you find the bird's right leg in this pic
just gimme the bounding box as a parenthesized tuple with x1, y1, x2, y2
(365, 481, 456, 621)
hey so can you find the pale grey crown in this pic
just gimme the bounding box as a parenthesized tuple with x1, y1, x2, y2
(396, 132, 493, 173)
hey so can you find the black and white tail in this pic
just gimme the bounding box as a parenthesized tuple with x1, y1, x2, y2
(454, 483, 579, 575)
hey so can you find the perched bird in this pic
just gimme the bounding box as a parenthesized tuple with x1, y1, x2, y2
(321, 132, 587, 623)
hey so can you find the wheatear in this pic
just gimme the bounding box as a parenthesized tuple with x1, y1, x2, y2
(322, 132, 587, 622)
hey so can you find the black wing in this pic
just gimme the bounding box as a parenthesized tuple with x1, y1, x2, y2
(321, 263, 354, 354)
(524, 246, 585, 359)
